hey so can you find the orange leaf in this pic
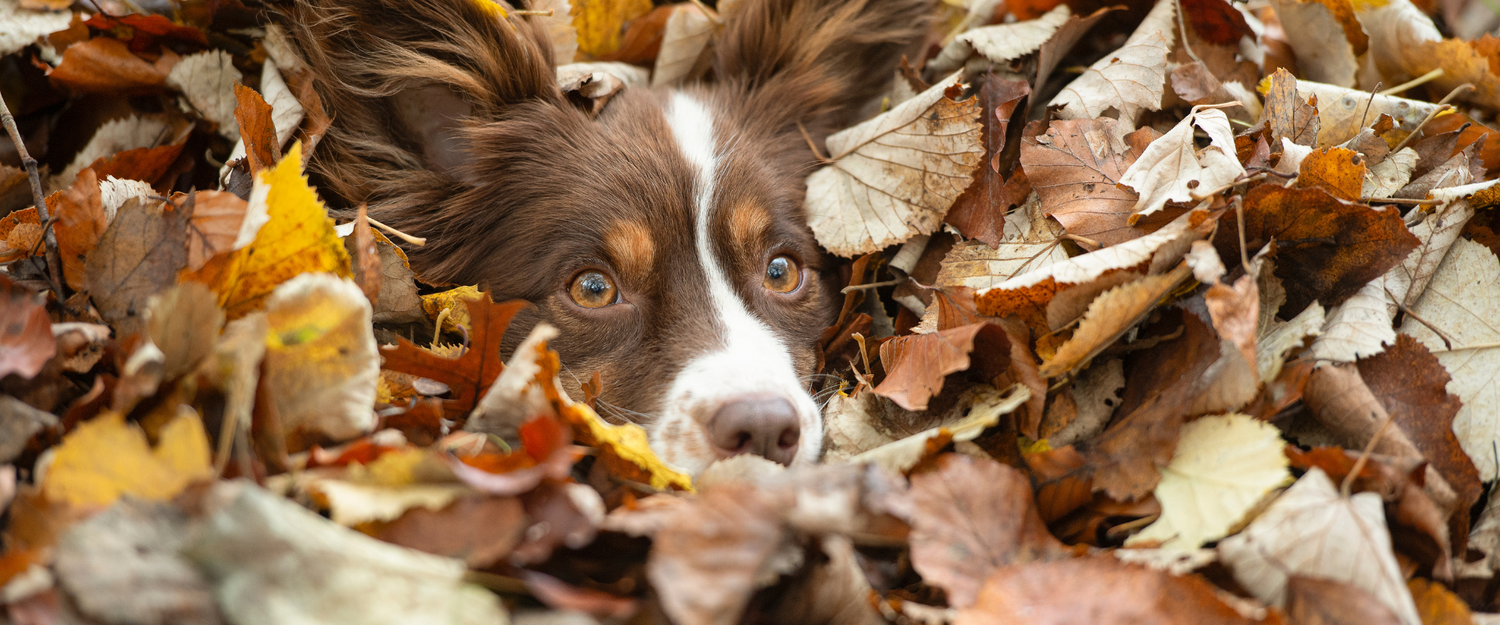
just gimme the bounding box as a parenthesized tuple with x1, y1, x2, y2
(86, 144, 186, 190)
(0, 275, 55, 381)
(234, 83, 280, 173)
(48, 37, 177, 94)
(380, 296, 529, 417)
(875, 322, 1012, 411)
(51, 169, 108, 291)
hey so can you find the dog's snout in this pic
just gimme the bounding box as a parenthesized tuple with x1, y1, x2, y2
(706, 396, 801, 465)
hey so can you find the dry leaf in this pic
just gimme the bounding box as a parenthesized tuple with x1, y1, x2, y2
(381, 296, 524, 418)
(1039, 264, 1191, 378)
(1049, 0, 1174, 124)
(234, 83, 280, 173)
(146, 282, 224, 382)
(47, 37, 178, 95)
(909, 454, 1068, 609)
(1126, 414, 1290, 550)
(54, 116, 178, 192)
(51, 169, 108, 291)
(928, 4, 1071, 74)
(1399, 238, 1500, 480)
(1270, 0, 1359, 86)
(573, 0, 654, 58)
(1119, 107, 1244, 221)
(0, 276, 55, 381)
(1286, 576, 1405, 625)
(874, 322, 1009, 410)
(1218, 467, 1422, 625)
(806, 74, 984, 256)
(84, 197, 190, 337)
(0, 0, 72, 56)
(650, 4, 713, 87)
(165, 50, 242, 141)
(1018, 118, 1158, 248)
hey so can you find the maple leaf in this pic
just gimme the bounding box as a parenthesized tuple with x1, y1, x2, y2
(1126, 414, 1290, 551)
(805, 74, 984, 256)
(180, 142, 352, 318)
(380, 295, 527, 418)
(1219, 467, 1422, 625)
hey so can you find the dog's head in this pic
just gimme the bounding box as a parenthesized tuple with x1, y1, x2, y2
(281, 0, 930, 474)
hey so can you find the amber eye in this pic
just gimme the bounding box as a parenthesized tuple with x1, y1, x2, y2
(569, 271, 618, 308)
(763, 255, 801, 293)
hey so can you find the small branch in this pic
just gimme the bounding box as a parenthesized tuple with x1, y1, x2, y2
(1430, 341, 1500, 352)
(1342, 408, 1396, 498)
(1175, 0, 1202, 65)
(1385, 285, 1457, 349)
(1379, 68, 1444, 96)
(1234, 195, 1250, 272)
(364, 216, 427, 246)
(841, 279, 902, 294)
(433, 307, 452, 346)
(1362, 196, 1443, 205)
(1190, 172, 1267, 201)
(1062, 233, 1102, 248)
(0, 93, 64, 297)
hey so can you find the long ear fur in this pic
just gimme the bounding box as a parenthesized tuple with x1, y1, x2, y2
(277, 0, 562, 206)
(713, 0, 935, 133)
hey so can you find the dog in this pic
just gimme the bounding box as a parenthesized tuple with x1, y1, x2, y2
(279, 0, 931, 475)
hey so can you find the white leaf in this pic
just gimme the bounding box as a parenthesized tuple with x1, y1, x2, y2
(0, 0, 71, 58)
(1399, 238, 1500, 480)
(976, 208, 1203, 296)
(184, 483, 507, 625)
(652, 5, 715, 87)
(1270, 0, 1359, 87)
(1119, 107, 1244, 219)
(531, 0, 579, 64)
(1257, 302, 1323, 382)
(1127, 414, 1290, 551)
(936, 239, 1069, 291)
(98, 177, 154, 223)
(302, 479, 469, 526)
(805, 74, 984, 256)
(1218, 467, 1422, 625)
(1363, 148, 1417, 199)
(166, 50, 243, 142)
(1049, 0, 1174, 123)
(928, 4, 1071, 73)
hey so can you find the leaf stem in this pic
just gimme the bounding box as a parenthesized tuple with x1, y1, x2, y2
(1342, 407, 1396, 498)
(364, 216, 427, 246)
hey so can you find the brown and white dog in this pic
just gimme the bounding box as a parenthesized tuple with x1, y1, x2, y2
(280, 0, 931, 475)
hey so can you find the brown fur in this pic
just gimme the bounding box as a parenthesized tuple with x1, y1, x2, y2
(275, 0, 933, 435)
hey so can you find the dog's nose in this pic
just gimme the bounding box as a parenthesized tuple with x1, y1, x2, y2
(706, 396, 801, 465)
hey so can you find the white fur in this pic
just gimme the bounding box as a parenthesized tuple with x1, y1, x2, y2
(653, 92, 823, 475)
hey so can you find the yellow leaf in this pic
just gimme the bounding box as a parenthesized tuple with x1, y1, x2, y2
(182, 143, 351, 318)
(44, 410, 213, 507)
(263, 274, 379, 442)
(572, 0, 653, 58)
(421, 285, 484, 334)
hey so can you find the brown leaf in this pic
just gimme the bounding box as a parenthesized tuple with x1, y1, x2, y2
(945, 76, 1032, 247)
(373, 495, 526, 568)
(1358, 334, 1482, 540)
(87, 144, 186, 191)
(1262, 68, 1320, 149)
(379, 297, 528, 418)
(1019, 118, 1157, 249)
(1297, 147, 1367, 201)
(234, 84, 280, 174)
(909, 454, 1068, 609)
(1408, 578, 1475, 625)
(1181, 0, 1253, 45)
(51, 169, 108, 291)
(183, 190, 250, 272)
(1040, 264, 1192, 378)
(647, 483, 788, 625)
(1286, 576, 1404, 625)
(83, 197, 189, 337)
(48, 37, 178, 94)
(0, 275, 55, 381)
(955, 556, 1268, 625)
(1304, 363, 1424, 460)
(1216, 184, 1418, 314)
(1022, 445, 1094, 523)
(874, 322, 1010, 411)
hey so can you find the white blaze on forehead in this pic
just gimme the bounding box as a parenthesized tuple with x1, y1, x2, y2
(652, 92, 822, 475)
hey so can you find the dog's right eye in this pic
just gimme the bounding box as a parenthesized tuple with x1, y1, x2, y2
(569, 271, 618, 309)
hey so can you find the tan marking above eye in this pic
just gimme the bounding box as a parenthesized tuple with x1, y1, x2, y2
(763, 255, 800, 293)
(604, 220, 656, 282)
(569, 271, 618, 308)
(727, 202, 772, 253)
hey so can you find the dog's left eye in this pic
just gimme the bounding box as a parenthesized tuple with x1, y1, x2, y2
(569, 270, 618, 308)
(763, 255, 801, 293)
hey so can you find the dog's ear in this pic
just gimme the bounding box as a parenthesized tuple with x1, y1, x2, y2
(279, 0, 564, 199)
(713, 0, 934, 133)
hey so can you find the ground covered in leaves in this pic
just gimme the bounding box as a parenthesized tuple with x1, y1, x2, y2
(5, 0, 1500, 622)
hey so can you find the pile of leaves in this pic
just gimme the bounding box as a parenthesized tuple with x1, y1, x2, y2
(7, 0, 1500, 621)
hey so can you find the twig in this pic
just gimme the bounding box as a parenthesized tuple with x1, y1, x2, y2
(1342, 408, 1397, 498)
(1362, 196, 1443, 205)
(1430, 341, 1500, 352)
(433, 307, 452, 345)
(511, 9, 553, 15)
(0, 92, 64, 297)
(1191, 172, 1268, 201)
(364, 216, 427, 246)
(1379, 68, 1444, 96)
(841, 279, 902, 294)
(1390, 83, 1474, 154)
(1063, 233, 1102, 248)
(797, 120, 834, 165)
(1357, 82, 1381, 130)
(1384, 285, 1457, 349)
(1234, 195, 1250, 271)
(1175, 0, 1202, 65)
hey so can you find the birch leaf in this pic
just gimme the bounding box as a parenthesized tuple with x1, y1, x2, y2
(1399, 238, 1500, 480)
(1126, 414, 1290, 551)
(1049, 0, 1174, 123)
(1270, 0, 1360, 87)
(651, 4, 714, 87)
(1218, 467, 1422, 625)
(806, 74, 984, 256)
(928, 4, 1071, 74)
(165, 51, 243, 142)
(1119, 107, 1244, 221)
(1039, 264, 1191, 378)
(0, 0, 72, 57)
